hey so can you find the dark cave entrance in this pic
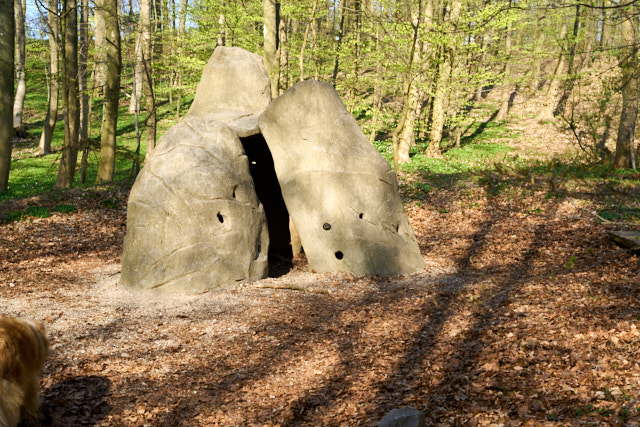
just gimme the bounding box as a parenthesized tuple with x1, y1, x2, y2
(239, 134, 293, 276)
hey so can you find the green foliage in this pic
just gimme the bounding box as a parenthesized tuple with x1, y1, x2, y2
(101, 198, 120, 209)
(52, 203, 77, 213)
(7, 206, 51, 222)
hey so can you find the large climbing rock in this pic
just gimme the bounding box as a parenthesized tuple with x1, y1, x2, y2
(258, 80, 425, 276)
(121, 116, 269, 292)
(187, 46, 271, 137)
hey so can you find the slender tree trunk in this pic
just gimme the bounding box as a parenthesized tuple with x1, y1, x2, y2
(39, 0, 59, 156)
(94, 0, 106, 95)
(474, 34, 488, 101)
(330, 0, 346, 86)
(141, 0, 156, 159)
(263, 0, 279, 99)
(427, 58, 450, 157)
(426, 0, 461, 158)
(496, 19, 513, 120)
(613, 6, 639, 169)
(79, 0, 89, 183)
(369, 9, 383, 143)
(12, 0, 26, 130)
(129, 31, 143, 113)
(536, 20, 568, 122)
(217, 4, 226, 47)
(278, 16, 288, 94)
(299, 0, 318, 82)
(55, 0, 80, 188)
(397, 0, 432, 164)
(0, 0, 14, 192)
(96, 0, 121, 183)
(554, 5, 581, 117)
(392, 0, 423, 170)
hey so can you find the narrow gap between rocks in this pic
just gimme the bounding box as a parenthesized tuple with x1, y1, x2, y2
(240, 133, 294, 277)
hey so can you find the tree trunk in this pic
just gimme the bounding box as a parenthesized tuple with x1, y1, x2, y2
(536, 20, 568, 122)
(278, 16, 288, 94)
(554, 5, 581, 117)
(397, 0, 432, 164)
(330, 0, 346, 86)
(141, 0, 156, 159)
(392, 1, 424, 169)
(93, 0, 106, 95)
(613, 6, 639, 169)
(263, 0, 279, 99)
(217, 4, 226, 47)
(496, 19, 513, 120)
(0, 0, 14, 192)
(299, 0, 318, 82)
(427, 58, 451, 157)
(12, 0, 25, 130)
(426, 0, 461, 158)
(55, 0, 80, 188)
(96, 0, 121, 183)
(129, 31, 143, 113)
(39, 0, 59, 156)
(79, 0, 89, 183)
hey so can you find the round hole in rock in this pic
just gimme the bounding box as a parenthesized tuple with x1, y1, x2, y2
(323, 223, 331, 230)
(359, 213, 364, 219)
(335, 251, 344, 260)
(217, 212, 224, 223)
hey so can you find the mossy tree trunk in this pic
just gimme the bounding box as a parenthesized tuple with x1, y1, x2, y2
(536, 19, 567, 122)
(55, 0, 79, 188)
(95, 0, 121, 183)
(613, 5, 639, 169)
(425, 0, 461, 158)
(39, 0, 59, 156)
(141, 0, 156, 160)
(263, 0, 279, 99)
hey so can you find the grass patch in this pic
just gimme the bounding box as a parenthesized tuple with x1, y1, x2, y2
(3, 60, 193, 203)
(52, 203, 77, 213)
(7, 205, 51, 222)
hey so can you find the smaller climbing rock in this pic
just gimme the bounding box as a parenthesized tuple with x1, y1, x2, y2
(187, 46, 271, 137)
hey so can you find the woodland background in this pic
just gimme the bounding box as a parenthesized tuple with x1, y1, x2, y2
(1, 0, 640, 191)
(1, 0, 640, 425)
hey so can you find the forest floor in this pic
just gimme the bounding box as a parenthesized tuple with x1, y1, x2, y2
(1, 105, 640, 426)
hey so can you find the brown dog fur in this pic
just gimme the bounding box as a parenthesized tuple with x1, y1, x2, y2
(0, 318, 49, 427)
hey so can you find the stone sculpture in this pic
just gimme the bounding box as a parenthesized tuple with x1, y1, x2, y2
(121, 47, 272, 292)
(122, 47, 424, 292)
(259, 81, 425, 276)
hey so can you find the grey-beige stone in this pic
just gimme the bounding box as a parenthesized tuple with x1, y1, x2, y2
(258, 80, 425, 276)
(121, 116, 269, 292)
(187, 46, 271, 137)
(122, 47, 424, 293)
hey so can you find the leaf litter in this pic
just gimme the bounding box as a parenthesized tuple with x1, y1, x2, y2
(1, 159, 640, 425)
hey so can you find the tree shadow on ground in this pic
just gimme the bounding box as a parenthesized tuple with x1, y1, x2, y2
(39, 375, 112, 426)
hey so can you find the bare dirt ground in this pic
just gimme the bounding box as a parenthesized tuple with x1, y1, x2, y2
(1, 112, 640, 425)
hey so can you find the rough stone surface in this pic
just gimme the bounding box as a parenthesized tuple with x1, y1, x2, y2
(187, 46, 271, 137)
(121, 116, 269, 292)
(259, 80, 425, 276)
(378, 407, 426, 427)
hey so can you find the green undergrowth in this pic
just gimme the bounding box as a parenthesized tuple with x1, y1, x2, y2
(4, 203, 78, 223)
(4, 60, 193, 202)
(4, 62, 640, 209)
